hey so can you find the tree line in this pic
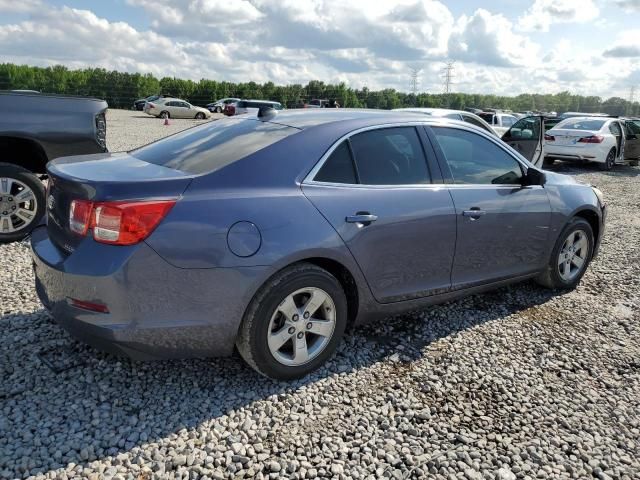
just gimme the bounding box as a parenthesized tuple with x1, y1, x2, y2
(1, 63, 638, 116)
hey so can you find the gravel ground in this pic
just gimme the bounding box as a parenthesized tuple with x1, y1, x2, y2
(1, 110, 639, 480)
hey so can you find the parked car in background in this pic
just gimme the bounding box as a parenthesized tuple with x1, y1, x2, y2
(478, 112, 519, 136)
(622, 117, 640, 165)
(464, 107, 483, 114)
(144, 97, 211, 119)
(133, 94, 166, 111)
(0, 90, 108, 243)
(394, 108, 497, 136)
(544, 116, 634, 170)
(31, 109, 604, 380)
(395, 108, 547, 168)
(224, 99, 283, 116)
(558, 112, 607, 120)
(206, 97, 240, 113)
(305, 99, 330, 108)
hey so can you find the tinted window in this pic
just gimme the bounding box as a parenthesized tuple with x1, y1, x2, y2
(627, 121, 640, 135)
(461, 114, 493, 133)
(349, 127, 430, 185)
(556, 119, 605, 130)
(502, 116, 516, 127)
(609, 122, 622, 136)
(314, 142, 357, 184)
(445, 113, 462, 120)
(478, 113, 496, 125)
(165, 101, 177, 107)
(433, 127, 523, 185)
(132, 118, 298, 174)
(502, 117, 540, 140)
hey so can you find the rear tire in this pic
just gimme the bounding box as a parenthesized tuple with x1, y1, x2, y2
(215, 106, 222, 113)
(160, 111, 170, 119)
(535, 217, 593, 290)
(599, 148, 615, 171)
(0, 163, 46, 244)
(236, 263, 348, 380)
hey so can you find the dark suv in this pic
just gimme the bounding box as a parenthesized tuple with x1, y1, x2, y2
(0, 91, 108, 243)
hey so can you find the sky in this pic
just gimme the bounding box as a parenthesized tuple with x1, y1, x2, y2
(0, 0, 639, 98)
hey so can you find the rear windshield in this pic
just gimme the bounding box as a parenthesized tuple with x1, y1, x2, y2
(132, 118, 298, 174)
(556, 119, 605, 130)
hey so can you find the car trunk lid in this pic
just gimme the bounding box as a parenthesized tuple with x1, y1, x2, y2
(46, 152, 192, 253)
(548, 129, 596, 146)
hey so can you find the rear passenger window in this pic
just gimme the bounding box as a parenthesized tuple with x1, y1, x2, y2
(350, 127, 430, 185)
(433, 127, 523, 185)
(462, 114, 492, 133)
(314, 142, 357, 184)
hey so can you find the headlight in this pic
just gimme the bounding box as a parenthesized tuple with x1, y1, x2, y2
(592, 186, 605, 207)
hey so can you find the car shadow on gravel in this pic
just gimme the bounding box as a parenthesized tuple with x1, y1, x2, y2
(0, 280, 561, 477)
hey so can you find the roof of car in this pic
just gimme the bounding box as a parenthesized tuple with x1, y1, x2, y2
(262, 108, 424, 129)
(393, 108, 465, 116)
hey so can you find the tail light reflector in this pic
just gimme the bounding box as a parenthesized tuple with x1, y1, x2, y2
(68, 297, 109, 313)
(69, 199, 176, 245)
(544, 134, 555, 141)
(578, 135, 604, 143)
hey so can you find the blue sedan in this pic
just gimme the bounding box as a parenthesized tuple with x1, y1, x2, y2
(31, 109, 605, 380)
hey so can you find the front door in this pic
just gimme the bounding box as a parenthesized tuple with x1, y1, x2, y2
(501, 116, 544, 168)
(428, 125, 551, 289)
(303, 126, 457, 303)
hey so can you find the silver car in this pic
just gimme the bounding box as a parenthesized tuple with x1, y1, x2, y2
(144, 97, 211, 119)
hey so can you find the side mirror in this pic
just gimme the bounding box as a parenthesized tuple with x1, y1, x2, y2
(524, 168, 546, 186)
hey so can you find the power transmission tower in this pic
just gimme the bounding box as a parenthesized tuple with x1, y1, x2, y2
(409, 68, 421, 96)
(442, 61, 455, 94)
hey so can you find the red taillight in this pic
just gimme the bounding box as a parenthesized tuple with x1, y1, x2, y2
(544, 134, 555, 141)
(69, 199, 176, 245)
(68, 297, 109, 313)
(69, 199, 93, 235)
(578, 135, 604, 143)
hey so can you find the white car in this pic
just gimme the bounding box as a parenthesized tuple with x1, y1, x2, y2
(206, 97, 240, 113)
(144, 97, 211, 120)
(544, 117, 632, 170)
(225, 99, 283, 116)
(393, 108, 497, 136)
(477, 112, 519, 136)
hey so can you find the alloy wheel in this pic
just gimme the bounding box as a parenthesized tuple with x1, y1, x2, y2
(0, 177, 38, 234)
(557, 229, 589, 282)
(267, 287, 336, 366)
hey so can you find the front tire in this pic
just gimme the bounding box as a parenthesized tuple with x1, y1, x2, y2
(236, 263, 348, 380)
(159, 111, 170, 119)
(0, 163, 46, 244)
(215, 106, 222, 113)
(535, 217, 594, 289)
(195, 112, 205, 120)
(599, 148, 615, 171)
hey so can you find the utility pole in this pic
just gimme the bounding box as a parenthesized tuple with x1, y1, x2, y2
(442, 61, 455, 107)
(628, 86, 636, 115)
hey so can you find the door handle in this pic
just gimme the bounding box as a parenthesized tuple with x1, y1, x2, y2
(462, 209, 486, 218)
(346, 213, 378, 225)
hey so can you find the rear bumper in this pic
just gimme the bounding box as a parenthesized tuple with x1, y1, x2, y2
(544, 145, 603, 162)
(30, 226, 267, 360)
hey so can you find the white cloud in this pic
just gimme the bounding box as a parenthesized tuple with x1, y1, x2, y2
(612, 0, 640, 11)
(518, 0, 599, 32)
(603, 29, 640, 58)
(0, 0, 41, 13)
(449, 9, 540, 68)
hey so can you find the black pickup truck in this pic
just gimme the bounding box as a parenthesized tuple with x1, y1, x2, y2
(0, 91, 108, 243)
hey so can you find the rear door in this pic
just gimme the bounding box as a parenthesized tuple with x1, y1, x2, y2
(302, 126, 457, 303)
(501, 116, 544, 168)
(427, 125, 551, 289)
(624, 120, 640, 160)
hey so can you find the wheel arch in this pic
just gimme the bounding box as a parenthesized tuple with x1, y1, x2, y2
(0, 135, 49, 174)
(573, 208, 600, 253)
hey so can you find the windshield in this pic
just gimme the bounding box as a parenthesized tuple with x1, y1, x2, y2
(556, 119, 606, 131)
(132, 118, 298, 174)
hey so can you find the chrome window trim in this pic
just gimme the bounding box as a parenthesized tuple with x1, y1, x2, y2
(302, 120, 532, 188)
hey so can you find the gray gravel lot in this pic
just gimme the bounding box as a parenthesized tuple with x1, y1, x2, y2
(1, 110, 639, 479)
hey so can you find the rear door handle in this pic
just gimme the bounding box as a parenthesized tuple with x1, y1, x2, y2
(346, 213, 378, 225)
(462, 209, 486, 218)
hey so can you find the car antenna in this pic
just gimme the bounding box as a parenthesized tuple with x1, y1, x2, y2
(257, 107, 277, 121)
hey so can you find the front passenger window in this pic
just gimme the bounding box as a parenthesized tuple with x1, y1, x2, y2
(433, 127, 523, 185)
